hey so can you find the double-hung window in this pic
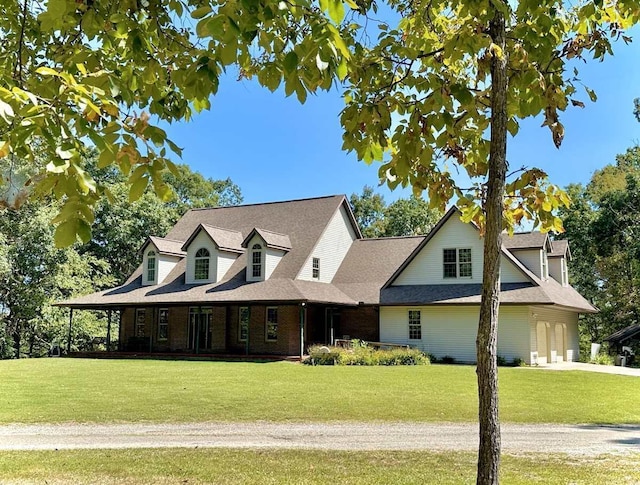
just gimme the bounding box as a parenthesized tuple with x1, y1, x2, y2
(146, 250, 156, 282)
(194, 248, 210, 280)
(239, 307, 249, 342)
(312, 258, 320, 279)
(266, 307, 278, 341)
(135, 308, 146, 337)
(443, 248, 472, 279)
(408, 310, 422, 340)
(158, 308, 169, 341)
(252, 244, 263, 278)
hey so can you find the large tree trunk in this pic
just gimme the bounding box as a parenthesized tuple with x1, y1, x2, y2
(477, 5, 508, 485)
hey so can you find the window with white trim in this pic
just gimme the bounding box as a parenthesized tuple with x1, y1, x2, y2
(542, 251, 549, 280)
(312, 257, 320, 279)
(194, 248, 210, 280)
(266, 307, 278, 341)
(239, 307, 249, 342)
(146, 250, 156, 282)
(561, 258, 568, 286)
(158, 308, 169, 341)
(252, 244, 263, 278)
(408, 310, 422, 340)
(135, 308, 146, 337)
(443, 248, 472, 278)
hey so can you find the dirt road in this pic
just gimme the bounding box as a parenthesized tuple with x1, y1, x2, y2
(1, 422, 638, 456)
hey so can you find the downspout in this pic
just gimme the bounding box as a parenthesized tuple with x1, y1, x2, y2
(118, 308, 124, 351)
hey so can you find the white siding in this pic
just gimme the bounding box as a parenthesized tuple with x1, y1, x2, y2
(185, 230, 217, 284)
(548, 257, 568, 286)
(158, 254, 181, 284)
(298, 204, 357, 282)
(392, 215, 527, 285)
(511, 249, 543, 279)
(142, 243, 159, 286)
(500, 255, 529, 283)
(245, 234, 284, 281)
(529, 306, 579, 363)
(380, 305, 531, 363)
(217, 251, 238, 282)
(265, 247, 286, 279)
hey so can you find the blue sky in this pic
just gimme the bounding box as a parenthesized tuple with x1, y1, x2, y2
(161, 34, 640, 205)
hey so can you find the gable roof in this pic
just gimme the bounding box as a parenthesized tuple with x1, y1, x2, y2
(549, 239, 571, 260)
(181, 224, 244, 254)
(242, 227, 292, 251)
(604, 324, 640, 344)
(139, 236, 186, 257)
(333, 236, 426, 303)
(502, 232, 549, 250)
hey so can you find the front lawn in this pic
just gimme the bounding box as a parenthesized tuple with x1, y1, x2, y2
(0, 449, 638, 484)
(0, 359, 638, 424)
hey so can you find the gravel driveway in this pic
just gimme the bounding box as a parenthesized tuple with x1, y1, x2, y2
(1, 422, 638, 456)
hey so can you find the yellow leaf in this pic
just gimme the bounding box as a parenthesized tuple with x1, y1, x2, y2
(0, 140, 9, 158)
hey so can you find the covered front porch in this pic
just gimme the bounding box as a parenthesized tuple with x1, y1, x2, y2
(64, 301, 376, 359)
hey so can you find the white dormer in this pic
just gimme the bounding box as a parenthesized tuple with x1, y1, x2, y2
(139, 236, 186, 286)
(181, 224, 244, 284)
(549, 239, 571, 286)
(242, 228, 292, 282)
(502, 232, 552, 281)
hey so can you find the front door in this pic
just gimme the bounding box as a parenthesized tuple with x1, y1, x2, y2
(188, 307, 212, 352)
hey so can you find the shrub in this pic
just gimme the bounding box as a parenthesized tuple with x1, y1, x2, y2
(496, 355, 507, 366)
(512, 357, 527, 367)
(590, 353, 614, 366)
(304, 343, 430, 366)
(440, 355, 456, 364)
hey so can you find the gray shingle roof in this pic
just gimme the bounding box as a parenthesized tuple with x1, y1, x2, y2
(503, 232, 549, 250)
(140, 236, 186, 257)
(242, 228, 292, 251)
(333, 236, 425, 304)
(549, 239, 570, 258)
(181, 224, 244, 253)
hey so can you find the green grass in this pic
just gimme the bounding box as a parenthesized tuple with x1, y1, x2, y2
(0, 449, 639, 484)
(1, 358, 639, 424)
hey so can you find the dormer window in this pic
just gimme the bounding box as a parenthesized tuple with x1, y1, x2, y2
(252, 244, 263, 278)
(542, 251, 549, 280)
(312, 258, 320, 279)
(194, 248, 210, 280)
(146, 250, 156, 282)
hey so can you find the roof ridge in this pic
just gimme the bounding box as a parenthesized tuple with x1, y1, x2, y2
(150, 235, 186, 243)
(185, 194, 344, 212)
(254, 227, 290, 237)
(357, 235, 427, 241)
(200, 223, 243, 235)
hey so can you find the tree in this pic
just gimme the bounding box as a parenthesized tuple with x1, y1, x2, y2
(3, 0, 639, 482)
(349, 186, 386, 237)
(349, 186, 441, 237)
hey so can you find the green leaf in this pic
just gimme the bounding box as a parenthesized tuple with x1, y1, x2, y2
(328, 0, 345, 24)
(191, 5, 212, 19)
(129, 176, 148, 202)
(54, 220, 78, 248)
(283, 51, 298, 74)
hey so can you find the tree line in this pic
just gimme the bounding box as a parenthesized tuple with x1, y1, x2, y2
(0, 153, 242, 359)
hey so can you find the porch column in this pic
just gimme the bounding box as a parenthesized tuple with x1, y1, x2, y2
(299, 302, 306, 361)
(67, 308, 74, 354)
(245, 306, 251, 356)
(118, 308, 124, 351)
(106, 309, 112, 352)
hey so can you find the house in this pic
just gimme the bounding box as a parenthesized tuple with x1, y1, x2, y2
(60, 195, 595, 364)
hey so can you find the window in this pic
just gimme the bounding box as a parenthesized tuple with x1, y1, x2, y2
(542, 251, 549, 280)
(443, 248, 472, 279)
(266, 307, 278, 341)
(239, 307, 249, 342)
(312, 257, 320, 279)
(146, 250, 156, 282)
(408, 310, 421, 340)
(252, 244, 262, 278)
(194, 248, 210, 280)
(158, 308, 169, 340)
(135, 308, 146, 337)
(561, 258, 568, 286)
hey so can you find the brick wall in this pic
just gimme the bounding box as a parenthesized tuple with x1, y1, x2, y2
(339, 306, 379, 342)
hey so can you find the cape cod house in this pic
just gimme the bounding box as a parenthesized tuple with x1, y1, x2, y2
(60, 195, 595, 364)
